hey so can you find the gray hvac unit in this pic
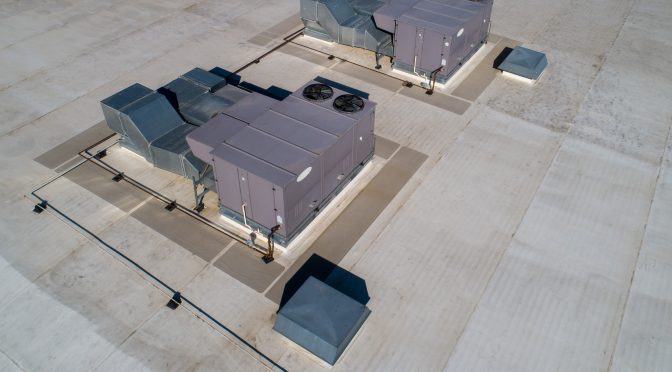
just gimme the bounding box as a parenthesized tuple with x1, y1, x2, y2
(214, 126, 323, 241)
(102, 74, 375, 244)
(301, 0, 492, 82)
(374, 0, 493, 82)
(187, 80, 375, 244)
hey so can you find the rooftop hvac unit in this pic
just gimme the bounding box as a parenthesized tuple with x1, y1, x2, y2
(187, 79, 376, 244)
(301, 0, 493, 83)
(101, 73, 375, 245)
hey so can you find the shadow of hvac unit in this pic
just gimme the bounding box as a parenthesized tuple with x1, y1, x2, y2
(301, 0, 493, 83)
(188, 81, 376, 245)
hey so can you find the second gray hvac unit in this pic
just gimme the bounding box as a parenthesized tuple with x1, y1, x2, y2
(187, 80, 376, 244)
(300, 0, 493, 83)
(374, 0, 493, 83)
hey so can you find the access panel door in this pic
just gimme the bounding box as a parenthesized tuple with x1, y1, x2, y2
(247, 172, 278, 232)
(418, 30, 446, 72)
(393, 22, 418, 67)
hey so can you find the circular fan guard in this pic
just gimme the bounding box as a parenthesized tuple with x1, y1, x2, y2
(302, 83, 333, 101)
(333, 94, 364, 113)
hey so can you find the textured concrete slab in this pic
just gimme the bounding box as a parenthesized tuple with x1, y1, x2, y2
(214, 243, 284, 293)
(64, 161, 150, 213)
(265, 12, 302, 37)
(34, 121, 112, 169)
(333, 108, 564, 371)
(331, 62, 403, 92)
(2, 0, 672, 370)
(266, 146, 427, 304)
(36, 175, 129, 234)
(445, 0, 672, 369)
(130, 198, 233, 262)
(374, 135, 399, 159)
(0, 352, 21, 372)
(248, 34, 273, 47)
(451, 37, 521, 102)
(0, 242, 166, 371)
(98, 216, 208, 291)
(278, 43, 337, 67)
(399, 86, 471, 115)
(96, 307, 270, 372)
(0, 255, 32, 311)
(53, 156, 85, 173)
(444, 138, 657, 372)
(611, 141, 672, 372)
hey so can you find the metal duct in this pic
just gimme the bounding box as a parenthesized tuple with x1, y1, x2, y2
(116, 92, 185, 160)
(101, 85, 206, 178)
(300, 0, 393, 56)
(149, 124, 208, 180)
(100, 83, 153, 135)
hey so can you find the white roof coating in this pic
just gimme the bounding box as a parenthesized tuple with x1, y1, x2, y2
(1, 0, 671, 371)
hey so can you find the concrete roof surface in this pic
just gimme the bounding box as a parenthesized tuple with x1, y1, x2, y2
(0, 0, 671, 371)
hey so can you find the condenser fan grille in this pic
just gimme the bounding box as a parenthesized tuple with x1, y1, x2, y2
(333, 94, 364, 113)
(302, 83, 333, 101)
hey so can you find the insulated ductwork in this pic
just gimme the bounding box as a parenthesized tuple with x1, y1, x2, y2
(100, 86, 209, 179)
(300, 0, 393, 56)
(158, 68, 235, 126)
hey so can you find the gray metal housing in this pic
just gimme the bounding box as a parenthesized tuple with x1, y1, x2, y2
(187, 80, 376, 243)
(374, 0, 493, 82)
(274, 276, 371, 365)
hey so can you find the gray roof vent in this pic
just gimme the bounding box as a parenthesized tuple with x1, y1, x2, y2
(333, 94, 364, 113)
(302, 83, 333, 101)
